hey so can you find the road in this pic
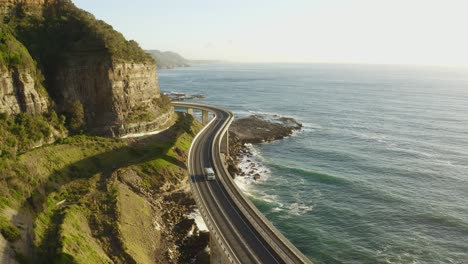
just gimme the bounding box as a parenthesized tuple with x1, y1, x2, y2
(173, 102, 311, 264)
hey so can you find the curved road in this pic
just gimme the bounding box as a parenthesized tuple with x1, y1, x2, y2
(174, 102, 311, 264)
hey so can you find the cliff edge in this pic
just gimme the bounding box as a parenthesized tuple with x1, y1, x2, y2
(1, 0, 172, 137)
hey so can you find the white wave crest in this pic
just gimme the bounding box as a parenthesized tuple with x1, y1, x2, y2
(185, 209, 208, 232)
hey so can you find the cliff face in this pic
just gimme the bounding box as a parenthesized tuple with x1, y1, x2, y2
(1, 0, 172, 137)
(109, 62, 173, 136)
(55, 55, 171, 136)
(0, 22, 49, 115)
(0, 67, 48, 114)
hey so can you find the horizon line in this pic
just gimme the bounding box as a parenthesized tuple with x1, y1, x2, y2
(183, 60, 468, 69)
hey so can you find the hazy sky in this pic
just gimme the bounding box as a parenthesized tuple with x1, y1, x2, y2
(73, 0, 468, 66)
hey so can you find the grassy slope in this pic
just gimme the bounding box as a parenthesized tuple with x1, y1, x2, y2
(60, 205, 113, 264)
(116, 182, 154, 263)
(0, 113, 202, 263)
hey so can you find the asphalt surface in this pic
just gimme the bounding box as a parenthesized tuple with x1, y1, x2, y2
(174, 102, 311, 264)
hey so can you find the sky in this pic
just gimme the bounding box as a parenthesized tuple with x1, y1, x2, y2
(73, 0, 468, 66)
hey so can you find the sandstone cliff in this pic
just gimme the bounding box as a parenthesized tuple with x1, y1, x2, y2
(1, 0, 171, 137)
(0, 67, 48, 114)
(54, 55, 171, 136)
(0, 22, 49, 115)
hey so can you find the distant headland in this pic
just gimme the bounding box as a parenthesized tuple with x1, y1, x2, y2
(146, 49, 223, 69)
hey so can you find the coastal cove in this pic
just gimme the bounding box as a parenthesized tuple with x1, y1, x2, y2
(159, 63, 468, 264)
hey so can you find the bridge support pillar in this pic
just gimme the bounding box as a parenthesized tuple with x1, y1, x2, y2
(202, 110, 209, 125)
(187, 108, 193, 115)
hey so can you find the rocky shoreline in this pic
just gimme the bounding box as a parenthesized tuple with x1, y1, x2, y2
(226, 114, 303, 179)
(164, 91, 205, 101)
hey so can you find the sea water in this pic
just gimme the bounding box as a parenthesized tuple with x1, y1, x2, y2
(159, 63, 468, 264)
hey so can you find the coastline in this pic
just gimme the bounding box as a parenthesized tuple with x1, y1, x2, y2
(158, 63, 468, 263)
(227, 114, 303, 185)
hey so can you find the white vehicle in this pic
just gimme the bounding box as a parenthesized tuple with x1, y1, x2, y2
(205, 167, 216, 181)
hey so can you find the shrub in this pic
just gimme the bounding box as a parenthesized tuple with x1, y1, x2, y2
(0, 24, 35, 69)
(0, 216, 20, 242)
(69, 100, 85, 132)
(0, 111, 67, 156)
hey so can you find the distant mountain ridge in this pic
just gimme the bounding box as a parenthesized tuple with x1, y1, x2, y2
(146, 49, 190, 69)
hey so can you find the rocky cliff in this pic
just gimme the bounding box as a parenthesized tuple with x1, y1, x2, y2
(1, 0, 171, 137)
(0, 22, 49, 115)
(54, 55, 171, 136)
(0, 67, 48, 114)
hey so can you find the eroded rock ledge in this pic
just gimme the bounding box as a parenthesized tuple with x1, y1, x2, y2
(230, 114, 302, 144)
(227, 114, 302, 176)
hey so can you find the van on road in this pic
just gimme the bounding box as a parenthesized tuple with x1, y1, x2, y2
(205, 167, 216, 181)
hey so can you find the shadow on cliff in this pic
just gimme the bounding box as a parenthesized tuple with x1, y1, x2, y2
(9, 113, 196, 263)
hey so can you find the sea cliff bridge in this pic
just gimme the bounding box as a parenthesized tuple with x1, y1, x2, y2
(173, 102, 311, 264)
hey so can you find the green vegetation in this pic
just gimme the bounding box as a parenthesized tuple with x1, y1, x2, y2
(57, 1, 152, 62)
(126, 112, 156, 124)
(131, 113, 200, 191)
(155, 94, 172, 113)
(0, 111, 66, 158)
(68, 100, 85, 132)
(126, 95, 171, 124)
(0, 2, 196, 261)
(126, 105, 156, 124)
(0, 113, 202, 262)
(0, 215, 20, 242)
(0, 24, 48, 96)
(0, 24, 34, 69)
(8, 1, 153, 73)
(60, 205, 113, 264)
(116, 182, 154, 263)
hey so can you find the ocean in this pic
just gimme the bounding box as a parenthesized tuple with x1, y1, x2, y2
(158, 63, 468, 264)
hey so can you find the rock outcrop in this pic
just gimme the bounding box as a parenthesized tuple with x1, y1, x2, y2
(0, 21, 49, 115)
(229, 114, 302, 144)
(0, 67, 48, 114)
(227, 115, 303, 176)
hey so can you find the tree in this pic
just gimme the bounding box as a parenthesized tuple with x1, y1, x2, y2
(69, 100, 85, 132)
